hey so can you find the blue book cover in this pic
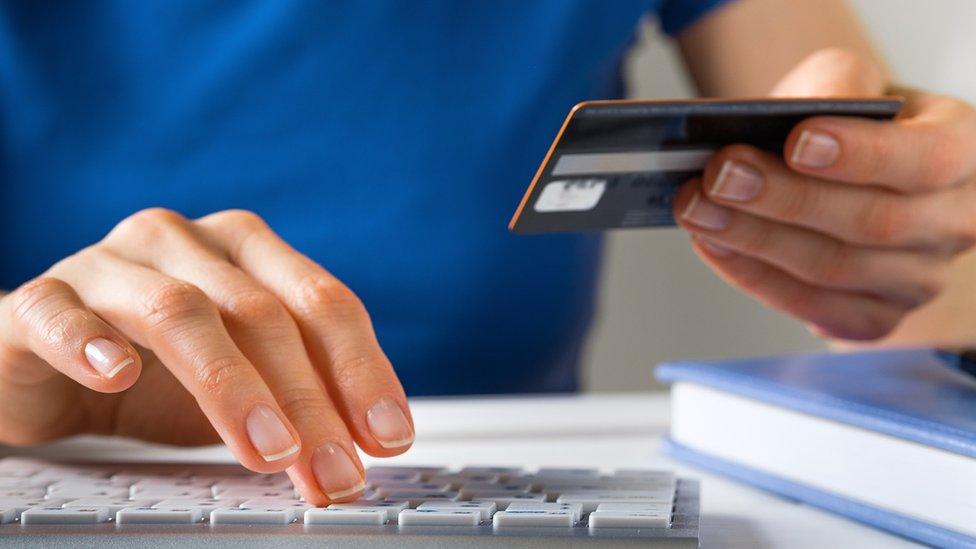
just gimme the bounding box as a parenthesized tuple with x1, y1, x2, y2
(655, 348, 976, 548)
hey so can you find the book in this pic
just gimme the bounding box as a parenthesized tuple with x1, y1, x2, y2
(656, 348, 976, 548)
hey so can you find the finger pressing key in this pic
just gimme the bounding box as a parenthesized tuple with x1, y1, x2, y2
(49, 252, 301, 473)
(196, 211, 414, 456)
(110, 217, 368, 504)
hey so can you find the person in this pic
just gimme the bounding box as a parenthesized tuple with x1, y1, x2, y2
(1, 0, 974, 504)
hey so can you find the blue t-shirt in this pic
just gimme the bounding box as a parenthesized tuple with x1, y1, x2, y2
(0, 1, 723, 395)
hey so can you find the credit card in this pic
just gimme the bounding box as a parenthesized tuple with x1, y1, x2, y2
(509, 98, 903, 234)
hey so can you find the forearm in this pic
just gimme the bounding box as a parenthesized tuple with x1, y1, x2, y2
(676, 0, 890, 97)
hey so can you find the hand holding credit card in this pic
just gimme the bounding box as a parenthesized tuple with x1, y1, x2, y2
(509, 98, 902, 234)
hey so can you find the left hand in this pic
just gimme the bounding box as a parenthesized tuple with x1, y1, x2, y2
(674, 48, 976, 341)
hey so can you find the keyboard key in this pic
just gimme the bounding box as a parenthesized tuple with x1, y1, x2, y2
(327, 500, 408, 522)
(472, 493, 546, 510)
(48, 486, 130, 499)
(63, 498, 160, 514)
(210, 477, 292, 492)
(305, 507, 386, 525)
(212, 487, 295, 499)
(0, 489, 45, 499)
(493, 509, 575, 527)
(240, 498, 312, 512)
(111, 471, 191, 485)
(364, 472, 423, 484)
(365, 466, 446, 480)
(0, 507, 17, 524)
(458, 484, 530, 499)
(457, 466, 524, 480)
(0, 477, 52, 489)
(416, 501, 496, 521)
(116, 506, 204, 524)
(535, 468, 599, 478)
(506, 501, 583, 522)
(153, 498, 238, 511)
(538, 481, 674, 498)
(0, 498, 68, 515)
(427, 474, 500, 488)
(379, 491, 459, 507)
(594, 502, 673, 513)
(556, 491, 674, 513)
(21, 506, 110, 524)
(0, 458, 45, 477)
(374, 483, 451, 498)
(613, 469, 675, 481)
(398, 508, 480, 526)
(129, 478, 211, 491)
(588, 510, 671, 529)
(132, 486, 213, 499)
(210, 506, 295, 524)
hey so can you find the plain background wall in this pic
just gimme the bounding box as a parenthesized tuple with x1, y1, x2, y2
(581, 0, 976, 392)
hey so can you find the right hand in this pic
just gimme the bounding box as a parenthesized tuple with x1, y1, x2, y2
(0, 208, 414, 505)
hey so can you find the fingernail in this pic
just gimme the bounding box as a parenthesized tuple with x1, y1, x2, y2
(245, 404, 299, 462)
(680, 191, 731, 231)
(792, 130, 840, 168)
(84, 338, 135, 378)
(366, 397, 414, 448)
(711, 160, 763, 202)
(695, 237, 736, 258)
(312, 442, 365, 500)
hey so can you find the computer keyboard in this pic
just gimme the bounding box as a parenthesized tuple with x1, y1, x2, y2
(0, 457, 700, 547)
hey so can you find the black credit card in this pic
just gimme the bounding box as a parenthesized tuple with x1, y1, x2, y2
(509, 98, 903, 234)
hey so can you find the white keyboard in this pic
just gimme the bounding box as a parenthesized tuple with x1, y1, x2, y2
(0, 457, 700, 547)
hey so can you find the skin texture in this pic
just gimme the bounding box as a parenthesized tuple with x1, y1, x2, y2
(0, 209, 414, 505)
(675, 0, 976, 345)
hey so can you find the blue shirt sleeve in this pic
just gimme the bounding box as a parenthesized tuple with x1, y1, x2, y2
(658, 0, 730, 36)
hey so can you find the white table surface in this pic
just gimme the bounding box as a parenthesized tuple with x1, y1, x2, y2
(0, 392, 920, 548)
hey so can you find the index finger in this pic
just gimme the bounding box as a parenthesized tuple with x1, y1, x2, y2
(785, 94, 976, 192)
(195, 211, 414, 456)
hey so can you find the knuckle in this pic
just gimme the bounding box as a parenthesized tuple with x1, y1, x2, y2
(805, 47, 880, 90)
(912, 271, 947, 306)
(857, 311, 902, 341)
(113, 207, 186, 240)
(808, 47, 862, 70)
(863, 135, 894, 180)
(915, 125, 964, 189)
(9, 278, 71, 321)
(807, 241, 853, 287)
(948, 222, 976, 255)
(777, 179, 817, 223)
(208, 209, 268, 231)
(858, 197, 908, 245)
(274, 386, 334, 423)
(221, 288, 289, 325)
(330, 353, 389, 392)
(195, 355, 249, 399)
(738, 223, 775, 257)
(140, 281, 214, 331)
(293, 274, 366, 321)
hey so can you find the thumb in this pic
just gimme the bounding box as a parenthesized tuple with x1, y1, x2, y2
(771, 47, 887, 98)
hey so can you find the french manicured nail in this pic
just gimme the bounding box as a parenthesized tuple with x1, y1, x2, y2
(681, 191, 731, 231)
(792, 130, 840, 168)
(312, 442, 365, 500)
(246, 404, 299, 462)
(84, 338, 134, 378)
(712, 160, 763, 202)
(695, 237, 735, 258)
(366, 397, 414, 448)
